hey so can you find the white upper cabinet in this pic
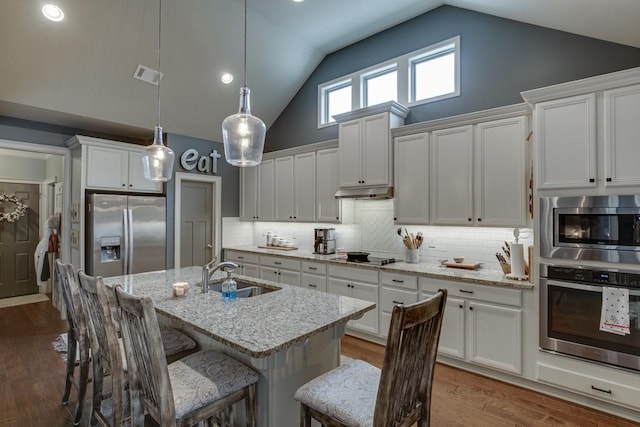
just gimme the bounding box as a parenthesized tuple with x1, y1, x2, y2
(394, 132, 430, 224)
(316, 148, 341, 222)
(85, 144, 163, 193)
(275, 156, 295, 221)
(535, 94, 597, 189)
(335, 102, 409, 188)
(258, 159, 275, 221)
(604, 84, 640, 187)
(431, 125, 474, 225)
(475, 116, 528, 226)
(240, 166, 259, 220)
(275, 153, 316, 221)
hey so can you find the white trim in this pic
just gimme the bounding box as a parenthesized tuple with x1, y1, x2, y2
(174, 172, 222, 268)
(0, 139, 71, 264)
(262, 139, 338, 160)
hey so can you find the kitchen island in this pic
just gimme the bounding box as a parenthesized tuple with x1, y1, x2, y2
(103, 266, 375, 427)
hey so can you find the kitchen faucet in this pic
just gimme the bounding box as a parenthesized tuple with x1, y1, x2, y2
(201, 259, 238, 293)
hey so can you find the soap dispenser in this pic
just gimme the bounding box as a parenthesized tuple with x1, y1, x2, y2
(221, 270, 237, 301)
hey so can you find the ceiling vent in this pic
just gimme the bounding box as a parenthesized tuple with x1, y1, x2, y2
(133, 65, 163, 86)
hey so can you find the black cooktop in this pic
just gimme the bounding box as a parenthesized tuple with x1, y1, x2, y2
(333, 256, 397, 266)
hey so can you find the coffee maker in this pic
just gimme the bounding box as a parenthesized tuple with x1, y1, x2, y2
(314, 228, 336, 254)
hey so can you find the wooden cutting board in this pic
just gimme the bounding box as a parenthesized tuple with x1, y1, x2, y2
(443, 261, 481, 270)
(257, 245, 298, 251)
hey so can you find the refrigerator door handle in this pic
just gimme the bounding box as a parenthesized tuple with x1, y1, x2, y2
(127, 208, 134, 274)
(123, 208, 129, 275)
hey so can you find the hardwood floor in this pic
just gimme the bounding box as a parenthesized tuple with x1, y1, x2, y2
(341, 335, 639, 427)
(0, 299, 637, 426)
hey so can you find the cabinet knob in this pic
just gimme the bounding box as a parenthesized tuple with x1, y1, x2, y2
(468, 218, 472, 222)
(336, 217, 339, 220)
(477, 218, 482, 222)
(129, 184, 133, 187)
(469, 306, 474, 311)
(459, 304, 463, 309)
(606, 178, 612, 182)
(589, 178, 595, 183)
(122, 184, 126, 187)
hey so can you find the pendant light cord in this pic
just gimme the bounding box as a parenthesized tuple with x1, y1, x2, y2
(243, 0, 247, 88)
(157, 0, 162, 127)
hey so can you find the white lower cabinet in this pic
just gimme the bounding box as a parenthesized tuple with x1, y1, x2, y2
(259, 256, 301, 286)
(327, 265, 379, 335)
(379, 271, 419, 338)
(421, 277, 523, 375)
(225, 250, 260, 278)
(301, 261, 327, 292)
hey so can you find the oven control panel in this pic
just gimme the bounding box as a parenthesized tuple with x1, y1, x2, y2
(546, 266, 640, 288)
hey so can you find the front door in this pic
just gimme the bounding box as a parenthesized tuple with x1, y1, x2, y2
(0, 183, 40, 298)
(179, 180, 213, 267)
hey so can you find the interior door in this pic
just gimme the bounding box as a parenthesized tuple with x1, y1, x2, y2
(0, 183, 40, 298)
(179, 181, 213, 267)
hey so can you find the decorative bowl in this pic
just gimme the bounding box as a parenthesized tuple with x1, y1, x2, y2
(453, 256, 464, 263)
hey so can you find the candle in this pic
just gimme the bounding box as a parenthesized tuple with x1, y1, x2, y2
(172, 282, 189, 298)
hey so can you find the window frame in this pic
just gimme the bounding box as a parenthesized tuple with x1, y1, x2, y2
(317, 35, 460, 128)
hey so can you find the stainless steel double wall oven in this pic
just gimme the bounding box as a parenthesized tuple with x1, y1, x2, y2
(539, 195, 640, 371)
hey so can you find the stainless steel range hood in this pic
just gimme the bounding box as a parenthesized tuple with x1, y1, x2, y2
(334, 186, 394, 200)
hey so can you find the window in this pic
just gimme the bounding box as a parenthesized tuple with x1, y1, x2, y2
(363, 66, 397, 107)
(317, 36, 459, 127)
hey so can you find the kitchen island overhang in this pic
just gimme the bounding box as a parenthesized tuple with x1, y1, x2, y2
(102, 266, 376, 426)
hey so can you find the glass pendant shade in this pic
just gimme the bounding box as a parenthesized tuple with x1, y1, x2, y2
(142, 125, 175, 181)
(222, 87, 266, 167)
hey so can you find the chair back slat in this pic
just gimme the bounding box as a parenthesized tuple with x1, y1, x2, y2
(114, 285, 175, 424)
(55, 259, 84, 333)
(373, 289, 447, 427)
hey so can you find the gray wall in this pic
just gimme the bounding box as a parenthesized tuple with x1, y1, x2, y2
(265, 5, 640, 151)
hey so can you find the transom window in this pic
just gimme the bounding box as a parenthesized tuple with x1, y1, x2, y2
(318, 36, 460, 127)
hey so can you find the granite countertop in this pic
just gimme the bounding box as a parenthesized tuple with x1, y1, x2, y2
(102, 266, 375, 358)
(224, 245, 534, 290)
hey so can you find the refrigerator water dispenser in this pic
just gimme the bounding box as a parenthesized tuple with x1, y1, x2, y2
(100, 236, 121, 263)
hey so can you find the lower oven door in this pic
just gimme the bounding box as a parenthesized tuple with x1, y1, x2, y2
(540, 278, 640, 371)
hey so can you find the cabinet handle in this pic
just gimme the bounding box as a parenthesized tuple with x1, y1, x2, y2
(477, 218, 482, 222)
(308, 267, 318, 270)
(392, 279, 404, 283)
(308, 284, 317, 288)
(278, 272, 282, 276)
(589, 178, 595, 183)
(468, 218, 472, 222)
(122, 184, 126, 187)
(274, 261, 282, 265)
(238, 256, 244, 259)
(336, 216, 339, 220)
(394, 217, 397, 221)
(606, 178, 612, 182)
(590, 385, 612, 394)
(469, 306, 474, 311)
(459, 289, 474, 294)
(459, 304, 464, 309)
(129, 184, 133, 187)
(392, 300, 404, 305)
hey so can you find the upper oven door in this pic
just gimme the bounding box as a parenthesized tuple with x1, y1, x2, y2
(540, 195, 640, 263)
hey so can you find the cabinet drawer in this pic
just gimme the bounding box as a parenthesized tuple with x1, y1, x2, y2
(301, 261, 326, 275)
(420, 277, 521, 307)
(380, 287, 419, 312)
(380, 271, 417, 290)
(301, 273, 327, 292)
(328, 265, 378, 284)
(226, 250, 259, 265)
(538, 363, 640, 409)
(260, 255, 300, 271)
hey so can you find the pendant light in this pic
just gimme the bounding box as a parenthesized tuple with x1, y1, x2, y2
(221, 0, 266, 167)
(142, 0, 175, 182)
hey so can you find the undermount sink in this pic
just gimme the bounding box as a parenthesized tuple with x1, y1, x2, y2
(198, 279, 280, 298)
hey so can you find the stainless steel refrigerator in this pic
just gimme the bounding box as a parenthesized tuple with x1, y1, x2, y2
(86, 193, 166, 277)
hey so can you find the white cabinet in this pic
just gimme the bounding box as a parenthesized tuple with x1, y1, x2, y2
(225, 250, 259, 278)
(316, 148, 342, 222)
(604, 84, 640, 187)
(393, 132, 430, 224)
(336, 103, 408, 189)
(474, 116, 528, 226)
(258, 159, 275, 221)
(430, 125, 474, 225)
(275, 153, 316, 222)
(260, 255, 300, 286)
(535, 94, 597, 189)
(240, 166, 259, 220)
(86, 145, 163, 193)
(301, 261, 327, 292)
(421, 277, 523, 375)
(379, 271, 418, 338)
(327, 265, 379, 335)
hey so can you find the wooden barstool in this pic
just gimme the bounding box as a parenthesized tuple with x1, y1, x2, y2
(113, 285, 260, 426)
(295, 290, 447, 427)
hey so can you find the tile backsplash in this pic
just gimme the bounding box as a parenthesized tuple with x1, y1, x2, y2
(223, 199, 533, 271)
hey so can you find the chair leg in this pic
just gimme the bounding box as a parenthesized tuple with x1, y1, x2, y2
(62, 333, 77, 405)
(90, 362, 104, 426)
(129, 387, 145, 427)
(73, 345, 90, 425)
(245, 383, 257, 427)
(300, 403, 311, 427)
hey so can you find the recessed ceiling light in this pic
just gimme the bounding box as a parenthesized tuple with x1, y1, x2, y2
(292, 0, 304, 2)
(42, 3, 64, 22)
(221, 73, 234, 84)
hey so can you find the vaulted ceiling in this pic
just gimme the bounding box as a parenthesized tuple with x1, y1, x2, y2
(1, 0, 639, 142)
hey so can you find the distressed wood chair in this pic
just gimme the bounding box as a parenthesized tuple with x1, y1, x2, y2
(295, 289, 447, 427)
(77, 270, 202, 426)
(55, 259, 91, 425)
(113, 285, 260, 427)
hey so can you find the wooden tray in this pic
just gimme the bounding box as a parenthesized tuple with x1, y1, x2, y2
(258, 245, 298, 251)
(443, 261, 481, 270)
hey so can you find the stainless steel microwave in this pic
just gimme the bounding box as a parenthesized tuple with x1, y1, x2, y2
(540, 195, 640, 264)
